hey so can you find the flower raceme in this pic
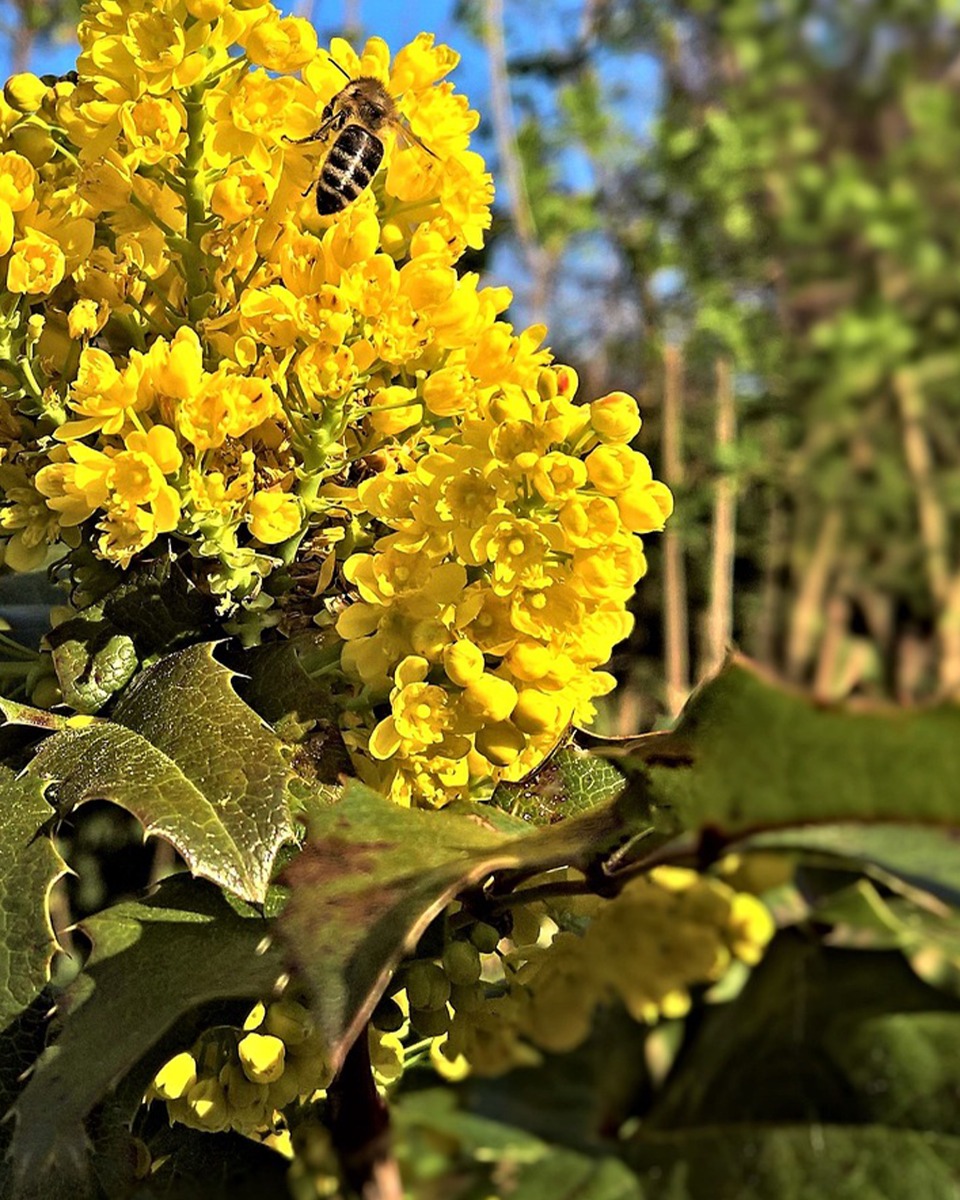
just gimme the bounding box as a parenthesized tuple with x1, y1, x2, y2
(0, 0, 672, 805)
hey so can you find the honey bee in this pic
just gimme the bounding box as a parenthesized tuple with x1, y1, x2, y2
(285, 60, 437, 216)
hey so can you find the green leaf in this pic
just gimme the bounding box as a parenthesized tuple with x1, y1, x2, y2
(622, 657, 960, 835)
(624, 1125, 960, 1200)
(278, 778, 659, 1072)
(741, 824, 960, 906)
(394, 1089, 643, 1199)
(26, 644, 294, 903)
(0, 765, 66, 1029)
(644, 933, 960, 1132)
(492, 746, 628, 825)
(8, 879, 283, 1189)
(46, 612, 138, 714)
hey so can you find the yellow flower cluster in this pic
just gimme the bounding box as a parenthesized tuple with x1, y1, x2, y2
(440, 869, 776, 1073)
(337, 373, 672, 805)
(150, 995, 331, 1138)
(0, 0, 670, 803)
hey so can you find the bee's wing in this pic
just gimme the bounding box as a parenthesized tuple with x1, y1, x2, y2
(390, 118, 440, 160)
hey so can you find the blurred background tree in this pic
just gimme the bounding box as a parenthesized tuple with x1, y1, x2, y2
(450, 0, 960, 722)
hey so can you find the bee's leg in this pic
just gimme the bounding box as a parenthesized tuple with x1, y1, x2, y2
(283, 108, 347, 145)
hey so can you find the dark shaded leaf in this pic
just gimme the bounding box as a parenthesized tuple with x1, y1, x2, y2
(624, 1125, 960, 1200)
(616, 657, 960, 835)
(8, 879, 283, 1189)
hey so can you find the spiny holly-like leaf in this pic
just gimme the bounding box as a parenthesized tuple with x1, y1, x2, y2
(26, 643, 295, 903)
(612, 655, 960, 836)
(492, 746, 628, 825)
(278, 779, 661, 1073)
(8, 879, 283, 1190)
(0, 765, 66, 1029)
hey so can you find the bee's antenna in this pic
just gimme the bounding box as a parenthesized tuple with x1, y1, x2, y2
(327, 55, 353, 81)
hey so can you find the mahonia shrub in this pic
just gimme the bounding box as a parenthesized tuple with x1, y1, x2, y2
(0, 0, 672, 809)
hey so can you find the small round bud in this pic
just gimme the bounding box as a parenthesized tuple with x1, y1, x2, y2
(474, 720, 527, 767)
(443, 640, 485, 687)
(590, 391, 642, 443)
(410, 1005, 450, 1038)
(461, 673, 519, 722)
(371, 996, 406, 1033)
(184, 1078, 229, 1131)
(9, 123, 56, 167)
(264, 997, 314, 1046)
(442, 939, 482, 986)
(4, 73, 48, 114)
(238, 1032, 286, 1084)
(469, 921, 501, 954)
(404, 961, 451, 1011)
(152, 1051, 197, 1101)
(511, 689, 562, 736)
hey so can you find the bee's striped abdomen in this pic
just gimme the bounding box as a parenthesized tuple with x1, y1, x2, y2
(316, 123, 385, 216)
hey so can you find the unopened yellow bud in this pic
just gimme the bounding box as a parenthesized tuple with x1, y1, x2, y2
(3, 74, 48, 114)
(511, 689, 563, 735)
(474, 720, 526, 766)
(238, 1032, 286, 1084)
(617, 481, 673, 533)
(9, 123, 56, 166)
(727, 893, 776, 965)
(265, 998, 315, 1046)
(590, 391, 642, 442)
(184, 1078, 229, 1131)
(443, 640, 485, 686)
(460, 673, 518, 722)
(152, 1051, 197, 1101)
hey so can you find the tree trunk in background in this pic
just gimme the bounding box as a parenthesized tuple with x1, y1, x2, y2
(895, 368, 960, 695)
(702, 358, 736, 680)
(661, 344, 690, 715)
(483, 0, 553, 327)
(784, 508, 841, 683)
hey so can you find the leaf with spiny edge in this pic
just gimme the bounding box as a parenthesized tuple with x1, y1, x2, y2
(0, 765, 67, 1030)
(25, 643, 295, 903)
(8, 878, 285, 1191)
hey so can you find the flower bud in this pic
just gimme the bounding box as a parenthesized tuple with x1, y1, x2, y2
(590, 391, 642, 443)
(474, 720, 526, 766)
(460, 673, 518, 722)
(265, 998, 315, 1046)
(184, 1078, 230, 1131)
(238, 1032, 286, 1084)
(405, 961, 451, 1011)
(3, 73, 48, 114)
(442, 939, 482, 986)
(152, 1051, 197, 1101)
(8, 123, 55, 167)
(511, 689, 563, 736)
(443, 640, 485, 686)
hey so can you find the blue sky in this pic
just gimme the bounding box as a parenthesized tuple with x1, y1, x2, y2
(0, 0, 660, 338)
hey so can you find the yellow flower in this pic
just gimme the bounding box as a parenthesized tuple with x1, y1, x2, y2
(247, 490, 301, 543)
(6, 230, 66, 295)
(243, 13, 318, 71)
